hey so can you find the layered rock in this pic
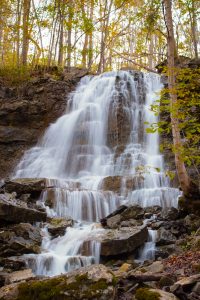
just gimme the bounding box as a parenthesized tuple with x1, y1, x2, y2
(0, 71, 85, 179)
(47, 217, 74, 238)
(2, 178, 46, 198)
(0, 193, 46, 224)
(0, 223, 42, 257)
(100, 225, 148, 256)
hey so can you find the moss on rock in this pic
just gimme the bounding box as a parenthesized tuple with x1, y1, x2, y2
(135, 288, 160, 300)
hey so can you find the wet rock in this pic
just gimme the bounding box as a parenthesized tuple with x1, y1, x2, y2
(0, 257, 26, 271)
(156, 227, 177, 246)
(144, 206, 162, 214)
(155, 244, 177, 259)
(101, 175, 144, 194)
(101, 204, 144, 229)
(0, 264, 116, 300)
(5, 269, 35, 285)
(3, 178, 46, 198)
(100, 225, 148, 256)
(47, 217, 74, 238)
(0, 223, 42, 257)
(184, 214, 200, 233)
(160, 207, 179, 221)
(0, 193, 46, 224)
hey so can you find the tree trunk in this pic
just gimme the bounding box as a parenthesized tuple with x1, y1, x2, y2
(162, 0, 196, 197)
(88, 0, 94, 69)
(66, 2, 73, 70)
(58, 0, 64, 66)
(22, 0, 31, 65)
(189, 0, 198, 59)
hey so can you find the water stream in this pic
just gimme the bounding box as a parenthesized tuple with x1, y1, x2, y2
(14, 71, 179, 275)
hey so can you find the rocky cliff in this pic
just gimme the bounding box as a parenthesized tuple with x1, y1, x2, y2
(0, 68, 88, 179)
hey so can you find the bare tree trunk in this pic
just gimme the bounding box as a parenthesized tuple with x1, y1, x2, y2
(66, 1, 73, 70)
(81, 0, 89, 68)
(58, 0, 64, 66)
(162, 0, 195, 197)
(22, 0, 31, 65)
(0, 7, 3, 66)
(88, 0, 94, 69)
(98, 0, 113, 73)
(189, 0, 199, 59)
(16, 0, 21, 67)
(32, 0, 44, 64)
(148, 35, 154, 69)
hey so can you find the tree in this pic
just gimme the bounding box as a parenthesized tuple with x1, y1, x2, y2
(162, 0, 199, 198)
(22, 0, 31, 65)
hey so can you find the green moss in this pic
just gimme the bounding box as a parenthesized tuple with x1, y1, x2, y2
(135, 288, 160, 300)
(17, 277, 65, 300)
(16, 273, 113, 300)
(159, 276, 174, 288)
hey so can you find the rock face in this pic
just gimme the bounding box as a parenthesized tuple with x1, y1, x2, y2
(0, 72, 84, 179)
(0, 264, 116, 300)
(0, 223, 42, 257)
(100, 225, 148, 256)
(101, 175, 144, 194)
(0, 193, 46, 224)
(107, 71, 145, 154)
(47, 217, 74, 238)
(3, 178, 46, 198)
(101, 204, 144, 229)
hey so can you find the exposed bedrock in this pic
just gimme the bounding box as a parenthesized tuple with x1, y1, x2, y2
(0, 264, 116, 300)
(0, 193, 46, 225)
(0, 70, 87, 179)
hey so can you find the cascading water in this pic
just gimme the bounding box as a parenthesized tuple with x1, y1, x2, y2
(14, 71, 179, 276)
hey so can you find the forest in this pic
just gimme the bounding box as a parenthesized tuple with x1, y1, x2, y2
(0, 0, 199, 71)
(0, 1, 200, 300)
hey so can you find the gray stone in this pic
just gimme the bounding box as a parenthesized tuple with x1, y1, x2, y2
(5, 269, 35, 285)
(0, 223, 42, 257)
(0, 193, 46, 224)
(156, 227, 177, 246)
(3, 178, 46, 197)
(0, 264, 115, 300)
(100, 225, 148, 256)
(47, 217, 74, 238)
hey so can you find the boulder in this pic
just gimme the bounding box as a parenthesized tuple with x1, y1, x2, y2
(101, 205, 144, 229)
(0, 223, 42, 257)
(3, 178, 46, 198)
(100, 225, 148, 256)
(184, 214, 200, 232)
(156, 227, 177, 246)
(0, 193, 46, 224)
(160, 207, 179, 221)
(0, 264, 116, 300)
(145, 261, 164, 273)
(47, 217, 74, 238)
(5, 269, 35, 285)
(0, 257, 26, 271)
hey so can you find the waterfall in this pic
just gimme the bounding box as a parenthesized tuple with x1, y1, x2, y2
(14, 71, 179, 276)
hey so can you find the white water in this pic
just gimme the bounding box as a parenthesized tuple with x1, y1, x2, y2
(138, 229, 158, 261)
(14, 71, 179, 276)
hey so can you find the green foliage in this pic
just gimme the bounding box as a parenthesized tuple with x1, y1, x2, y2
(158, 67, 200, 170)
(0, 66, 31, 86)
